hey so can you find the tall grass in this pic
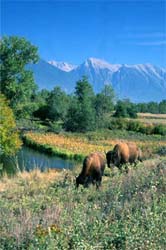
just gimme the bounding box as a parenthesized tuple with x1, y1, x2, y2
(23, 130, 166, 161)
(0, 158, 166, 249)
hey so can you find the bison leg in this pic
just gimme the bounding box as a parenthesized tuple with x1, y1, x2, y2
(96, 175, 102, 190)
(117, 163, 123, 171)
(124, 164, 129, 173)
(83, 176, 91, 188)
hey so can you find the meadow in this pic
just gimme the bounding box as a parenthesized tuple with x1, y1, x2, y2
(136, 113, 166, 125)
(23, 128, 166, 161)
(0, 156, 166, 250)
(1, 116, 166, 249)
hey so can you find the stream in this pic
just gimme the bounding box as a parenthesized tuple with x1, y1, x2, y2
(2, 146, 76, 174)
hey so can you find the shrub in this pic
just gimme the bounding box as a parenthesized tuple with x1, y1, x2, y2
(156, 146, 166, 156)
(47, 121, 63, 134)
(0, 94, 22, 157)
(109, 118, 166, 136)
(153, 124, 166, 136)
(109, 118, 129, 130)
(127, 120, 142, 132)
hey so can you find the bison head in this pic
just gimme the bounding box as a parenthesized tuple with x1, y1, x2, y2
(76, 175, 92, 188)
(75, 174, 84, 188)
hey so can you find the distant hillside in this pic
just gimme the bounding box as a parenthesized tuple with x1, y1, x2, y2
(28, 58, 166, 102)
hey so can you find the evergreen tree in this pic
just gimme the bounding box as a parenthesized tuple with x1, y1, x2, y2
(47, 86, 69, 121)
(147, 102, 159, 114)
(136, 103, 148, 113)
(114, 99, 137, 118)
(114, 100, 128, 118)
(159, 100, 166, 114)
(95, 84, 115, 115)
(65, 77, 95, 132)
(95, 84, 115, 127)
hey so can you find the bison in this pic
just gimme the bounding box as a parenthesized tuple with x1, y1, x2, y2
(106, 142, 142, 170)
(76, 152, 106, 189)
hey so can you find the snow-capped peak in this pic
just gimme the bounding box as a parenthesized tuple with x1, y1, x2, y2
(48, 60, 77, 72)
(84, 57, 121, 72)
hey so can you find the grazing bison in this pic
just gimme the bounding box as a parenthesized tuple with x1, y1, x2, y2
(76, 152, 106, 189)
(106, 142, 142, 170)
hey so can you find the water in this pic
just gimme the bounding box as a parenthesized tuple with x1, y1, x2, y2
(1, 146, 76, 174)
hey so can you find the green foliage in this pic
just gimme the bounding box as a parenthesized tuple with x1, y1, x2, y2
(33, 105, 50, 121)
(159, 100, 166, 114)
(47, 87, 69, 122)
(136, 100, 166, 114)
(95, 84, 115, 115)
(0, 36, 39, 118)
(47, 121, 63, 134)
(157, 146, 166, 156)
(114, 100, 137, 118)
(32, 89, 50, 120)
(114, 101, 128, 118)
(65, 77, 96, 132)
(0, 94, 22, 157)
(33, 87, 69, 122)
(109, 118, 128, 130)
(95, 84, 115, 128)
(153, 124, 166, 136)
(109, 118, 166, 136)
(146, 101, 159, 114)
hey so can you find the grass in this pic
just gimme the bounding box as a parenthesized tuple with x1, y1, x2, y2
(1, 123, 165, 249)
(23, 129, 166, 161)
(137, 113, 166, 125)
(0, 157, 166, 249)
(138, 113, 166, 119)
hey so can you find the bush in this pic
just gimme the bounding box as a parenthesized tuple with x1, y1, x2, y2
(157, 146, 166, 156)
(109, 118, 129, 130)
(0, 94, 22, 157)
(109, 118, 166, 136)
(47, 121, 63, 133)
(138, 124, 154, 135)
(153, 124, 166, 136)
(127, 120, 142, 132)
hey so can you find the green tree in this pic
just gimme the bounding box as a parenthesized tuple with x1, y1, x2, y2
(65, 77, 95, 132)
(136, 103, 148, 113)
(95, 84, 115, 127)
(95, 84, 115, 115)
(0, 94, 22, 157)
(47, 87, 69, 121)
(114, 99, 137, 118)
(147, 102, 159, 114)
(64, 96, 80, 132)
(0, 36, 39, 117)
(33, 89, 50, 121)
(159, 100, 166, 114)
(114, 100, 128, 118)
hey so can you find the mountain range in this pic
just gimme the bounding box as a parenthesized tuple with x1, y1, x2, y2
(28, 57, 166, 102)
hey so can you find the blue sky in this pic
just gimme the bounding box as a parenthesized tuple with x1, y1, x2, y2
(1, 0, 166, 66)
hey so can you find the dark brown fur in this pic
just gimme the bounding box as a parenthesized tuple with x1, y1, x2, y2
(76, 152, 106, 189)
(106, 142, 142, 169)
